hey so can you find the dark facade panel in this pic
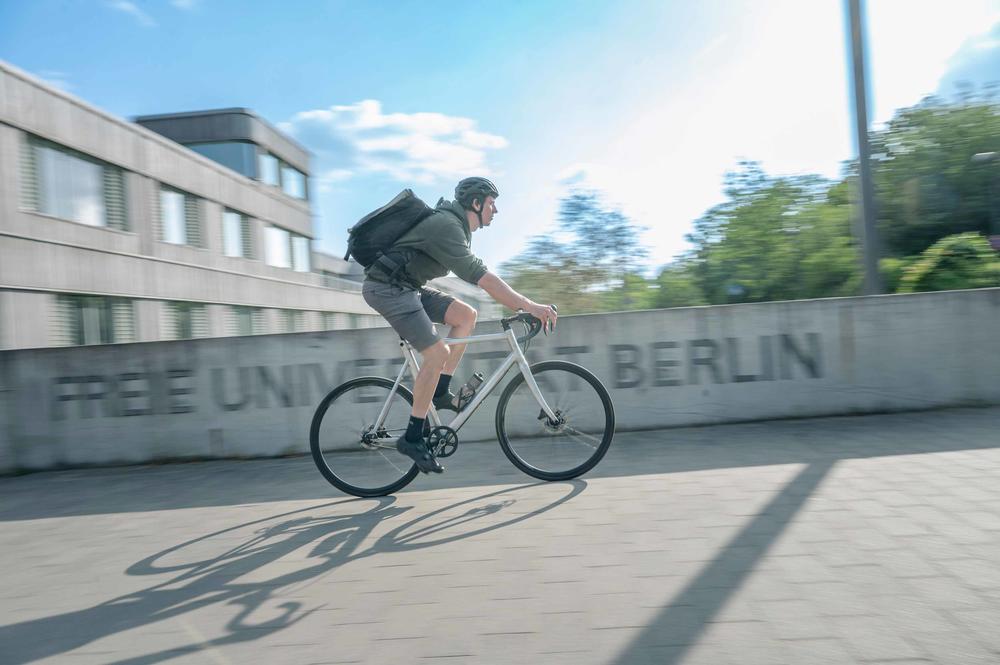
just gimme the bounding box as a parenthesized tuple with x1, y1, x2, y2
(134, 108, 310, 175)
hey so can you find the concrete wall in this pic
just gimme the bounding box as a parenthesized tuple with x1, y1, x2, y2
(1, 288, 998, 473)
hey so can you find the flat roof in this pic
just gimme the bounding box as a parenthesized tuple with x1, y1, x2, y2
(132, 107, 311, 157)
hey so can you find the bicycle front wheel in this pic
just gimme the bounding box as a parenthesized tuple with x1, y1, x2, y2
(495, 361, 615, 481)
(310, 377, 419, 497)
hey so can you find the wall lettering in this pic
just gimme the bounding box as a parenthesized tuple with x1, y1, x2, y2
(46, 333, 824, 420)
(611, 344, 643, 389)
(607, 332, 823, 390)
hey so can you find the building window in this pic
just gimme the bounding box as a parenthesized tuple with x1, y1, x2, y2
(281, 164, 307, 200)
(230, 306, 264, 336)
(223, 210, 252, 258)
(258, 152, 279, 187)
(284, 309, 303, 333)
(21, 134, 127, 230)
(159, 186, 202, 247)
(323, 312, 354, 330)
(257, 149, 307, 200)
(265, 226, 291, 268)
(187, 141, 256, 178)
(54, 295, 135, 346)
(166, 302, 208, 340)
(291, 235, 311, 272)
(264, 226, 311, 271)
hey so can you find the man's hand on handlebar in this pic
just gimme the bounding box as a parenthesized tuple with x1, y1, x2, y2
(524, 302, 558, 334)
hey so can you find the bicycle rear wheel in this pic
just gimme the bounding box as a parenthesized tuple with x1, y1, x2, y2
(310, 377, 419, 497)
(495, 361, 615, 481)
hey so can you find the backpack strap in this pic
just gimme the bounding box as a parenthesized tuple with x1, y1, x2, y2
(373, 249, 419, 288)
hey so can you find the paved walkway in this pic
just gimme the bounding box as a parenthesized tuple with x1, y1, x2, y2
(1, 407, 999, 665)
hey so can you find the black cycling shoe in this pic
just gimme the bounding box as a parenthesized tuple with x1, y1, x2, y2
(396, 435, 443, 474)
(433, 390, 477, 413)
(432, 391, 461, 412)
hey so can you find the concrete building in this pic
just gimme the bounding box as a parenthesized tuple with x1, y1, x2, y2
(0, 61, 498, 350)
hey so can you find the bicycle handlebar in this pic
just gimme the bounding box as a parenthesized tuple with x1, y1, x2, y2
(499, 304, 558, 342)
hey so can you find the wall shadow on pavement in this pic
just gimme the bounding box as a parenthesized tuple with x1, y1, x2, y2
(1, 407, 997, 521)
(611, 459, 835, 664)
(0, 481, 584, 665)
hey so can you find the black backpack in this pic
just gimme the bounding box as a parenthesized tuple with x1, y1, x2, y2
(343, 189, 435, 268)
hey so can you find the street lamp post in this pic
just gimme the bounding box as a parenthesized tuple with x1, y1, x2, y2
(972, 152, 999, 250)
(847, 0, 883, 294)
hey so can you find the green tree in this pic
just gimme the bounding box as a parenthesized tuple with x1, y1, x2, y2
(600, 271, 660, 311)
(500, 190, 648, 314)
(501, 93, 999, 311)
(651, 262, 707, 308)
(686, 163, 860, 304)
(869, 93, 1000, 257)
(897, 232, 1000, 293)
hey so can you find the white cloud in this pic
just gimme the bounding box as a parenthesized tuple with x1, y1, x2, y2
(315, 169, 353, 194)
(107, 0, 155, 27)
(284, 100, 508, 185)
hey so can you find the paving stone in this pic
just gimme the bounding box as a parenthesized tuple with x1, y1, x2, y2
(779, 638, 859, 665)
(0, 406, 998, 664)
(830, 616, 931, 661)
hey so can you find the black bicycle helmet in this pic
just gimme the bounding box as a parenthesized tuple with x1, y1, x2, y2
(455, 177, 499, 211)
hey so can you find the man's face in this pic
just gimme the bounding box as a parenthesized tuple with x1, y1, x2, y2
(479, 196, 498, 228)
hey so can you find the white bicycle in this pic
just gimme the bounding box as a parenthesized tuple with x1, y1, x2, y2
(310, 311, 615, 497)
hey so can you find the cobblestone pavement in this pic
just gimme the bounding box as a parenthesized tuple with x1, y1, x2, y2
(1, 407, 999, 665)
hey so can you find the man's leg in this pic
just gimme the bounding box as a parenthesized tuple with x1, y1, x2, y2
(441, 300, 477, 375)
(411, 340, 450, 418)
(396, 340, 449, 474)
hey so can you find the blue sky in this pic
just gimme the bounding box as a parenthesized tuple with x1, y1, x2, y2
(2, 0, 998, 274)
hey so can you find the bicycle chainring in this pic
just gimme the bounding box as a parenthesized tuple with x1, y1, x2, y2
(428, 426, 459, 458)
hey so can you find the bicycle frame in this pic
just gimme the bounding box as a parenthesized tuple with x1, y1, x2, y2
(372, 325, 559, 434)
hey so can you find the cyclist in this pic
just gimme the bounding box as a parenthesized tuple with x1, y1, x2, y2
(362, 177, 557, 474)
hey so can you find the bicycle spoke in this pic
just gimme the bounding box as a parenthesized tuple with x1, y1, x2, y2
(376, 448, 407, 474)
(311, 377, 418, 497)
(562, 426, 601, 448)
(497, 362, 613, 480)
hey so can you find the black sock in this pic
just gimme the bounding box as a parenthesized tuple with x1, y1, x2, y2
(405, 416, 426, 442)
(434, 374, 452, 399)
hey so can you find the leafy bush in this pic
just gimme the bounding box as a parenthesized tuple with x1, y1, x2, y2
(897, 233, 1000, 293)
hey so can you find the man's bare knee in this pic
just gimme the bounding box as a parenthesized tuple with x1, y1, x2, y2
(447, 301, 477, 332)
(421, 341, 451, 368)
(463, 305, 478, 328)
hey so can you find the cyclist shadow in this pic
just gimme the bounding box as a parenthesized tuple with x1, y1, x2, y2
(0, 481, 585, 665)
(373, 480, 587, 553)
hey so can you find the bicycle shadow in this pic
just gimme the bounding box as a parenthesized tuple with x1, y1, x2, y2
(0, 481, 585, 664)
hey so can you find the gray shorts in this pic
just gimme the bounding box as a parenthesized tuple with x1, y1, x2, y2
(362, 279, 456, 351)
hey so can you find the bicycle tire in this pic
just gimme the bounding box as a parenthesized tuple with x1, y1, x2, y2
(310, 376, 419, 497)
(495, 361, 615, 481)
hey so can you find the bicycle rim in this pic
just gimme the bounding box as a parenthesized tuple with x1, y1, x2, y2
(310, 377, 419, 497)
(496, 361, 615, 481)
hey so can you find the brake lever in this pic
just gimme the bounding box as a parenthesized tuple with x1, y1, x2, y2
(544, 304, 558, 335)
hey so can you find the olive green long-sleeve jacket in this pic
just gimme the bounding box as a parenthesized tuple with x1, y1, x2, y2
(365, 199, 488, 287)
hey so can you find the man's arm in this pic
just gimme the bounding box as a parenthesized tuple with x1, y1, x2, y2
(477, 271, 529, 311)
(477, 271, 557, 327)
